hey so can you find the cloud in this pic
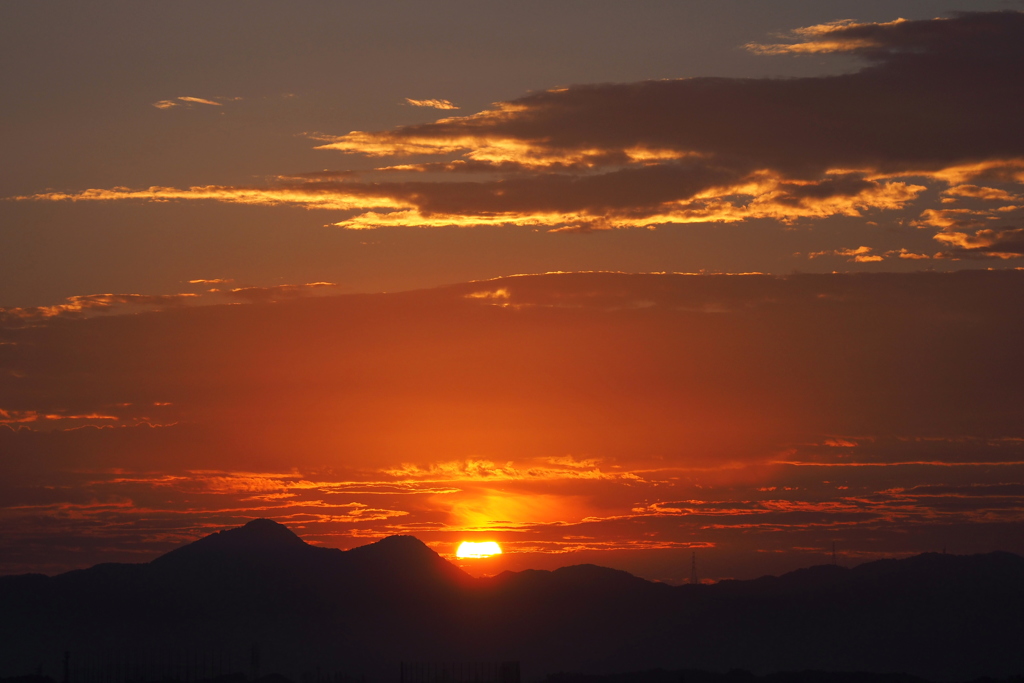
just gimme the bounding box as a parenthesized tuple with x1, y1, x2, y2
(380, 457, 641, 484)
(177, 96, 223, 106)
(16, 170, 926, 231)
(15, 11, 1019, 241)
(0, 293, 200, 327)
(943, 185, 1020, 202)
(889, 248, 932, 260)
(226, 282, 339, 302)
(934, 226, 1024, 259)
(745, 18, 910, 55)
(151, 96, 233, 109)
(320, 12, 1024, 175)
(914, 206, 1024, 230)
(0, 282, 341, 327)
(808, 245, 885, 262)
(404, 98, 459, 110)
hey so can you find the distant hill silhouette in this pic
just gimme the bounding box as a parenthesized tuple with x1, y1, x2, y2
(1, 520, 1022, 682)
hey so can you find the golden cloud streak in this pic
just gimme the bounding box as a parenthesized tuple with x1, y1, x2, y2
(331, 179, 925, 230)
(317, 132, 692, 169)
(404, 98, 459, 110)
(746, 18, 909, 55)
(919, 159, 1024, 185)
(0, 283, 342, 328)
(381, 458, 643, 483)
(17, 186, 411, 211)
(17, 169, 924, 231)
(933, 228, 1024, 258)
(152, 96, 227, 109)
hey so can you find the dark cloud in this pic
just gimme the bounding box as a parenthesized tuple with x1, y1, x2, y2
(23, 11, 1024, 240)
(936, 226, 1024, 258)
(370, 163, 745, 215)
(325, 12, 1024, 175)
(773, 175, 877, 207)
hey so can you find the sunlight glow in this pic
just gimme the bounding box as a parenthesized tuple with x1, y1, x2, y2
(456, 541, 503, 558)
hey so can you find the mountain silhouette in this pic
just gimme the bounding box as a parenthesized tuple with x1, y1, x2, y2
(1, 520, 1022, 682)
(157, 518, 309, 559)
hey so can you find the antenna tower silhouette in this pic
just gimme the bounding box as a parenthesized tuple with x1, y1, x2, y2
(832, 541, 837, 565)
(690, 551, 699, 585)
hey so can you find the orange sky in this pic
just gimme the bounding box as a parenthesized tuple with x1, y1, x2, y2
(2, 272, 1022, 579)
(2, 6, 1024, 579)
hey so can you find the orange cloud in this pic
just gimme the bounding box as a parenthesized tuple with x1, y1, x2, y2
(227, 282, 339, 302)
(152, 96, 232, 109)
(404, 98, 459, 110)
(888, 248, 931, 260)
(0, 283, 344, 328)
(943, 185, 1019, 202)
(13, 11, 1024, 244)
(809, 245, 885, 262)
(17, 170, 926, 232)
(933, 227, 1024, 259)
(0, 409, 39, 424)
(381, 458, 642, 484)
(0, 293, 200, 327)
(745, 18, 909, 55)
(177, 96, 222, 106)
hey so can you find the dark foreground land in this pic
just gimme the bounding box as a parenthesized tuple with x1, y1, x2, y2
(549, 671, 1024, 683)
(3, 671, 1024, 683)
(2, 521, 1023, 682)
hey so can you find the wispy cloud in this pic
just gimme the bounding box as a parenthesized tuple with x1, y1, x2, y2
(809, 246, 884, 262)
(151, 95, 237, 110)
(404, 98, 459, 110)
(745, 18, 909, 55)
(0, 282, 340, 327)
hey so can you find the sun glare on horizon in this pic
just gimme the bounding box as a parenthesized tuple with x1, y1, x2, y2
(455, 541, 503, 558)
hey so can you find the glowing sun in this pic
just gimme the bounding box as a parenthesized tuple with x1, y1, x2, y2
(456, 541, 503, 558)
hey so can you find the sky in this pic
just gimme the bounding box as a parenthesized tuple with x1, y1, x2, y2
(2, 1, 1023, 581)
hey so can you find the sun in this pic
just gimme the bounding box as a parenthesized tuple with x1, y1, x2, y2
(456, 541, 503, 559)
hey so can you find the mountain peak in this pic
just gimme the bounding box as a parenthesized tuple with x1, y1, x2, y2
(372, 534, 431, 549)
(202, 518, 307, 550)
(345, 534, 438, 563)
(237, 518, 305, 541)
(151, 518, 308, 568)
(343, 534, 471, 585)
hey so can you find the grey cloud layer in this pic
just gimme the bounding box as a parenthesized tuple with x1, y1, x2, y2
(20, 11, 1024, 249)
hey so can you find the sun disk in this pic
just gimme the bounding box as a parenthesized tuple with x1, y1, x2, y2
(456, 541, 502, 558)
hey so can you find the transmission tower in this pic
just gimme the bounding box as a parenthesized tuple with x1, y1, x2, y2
(690, 551, 699, 585)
